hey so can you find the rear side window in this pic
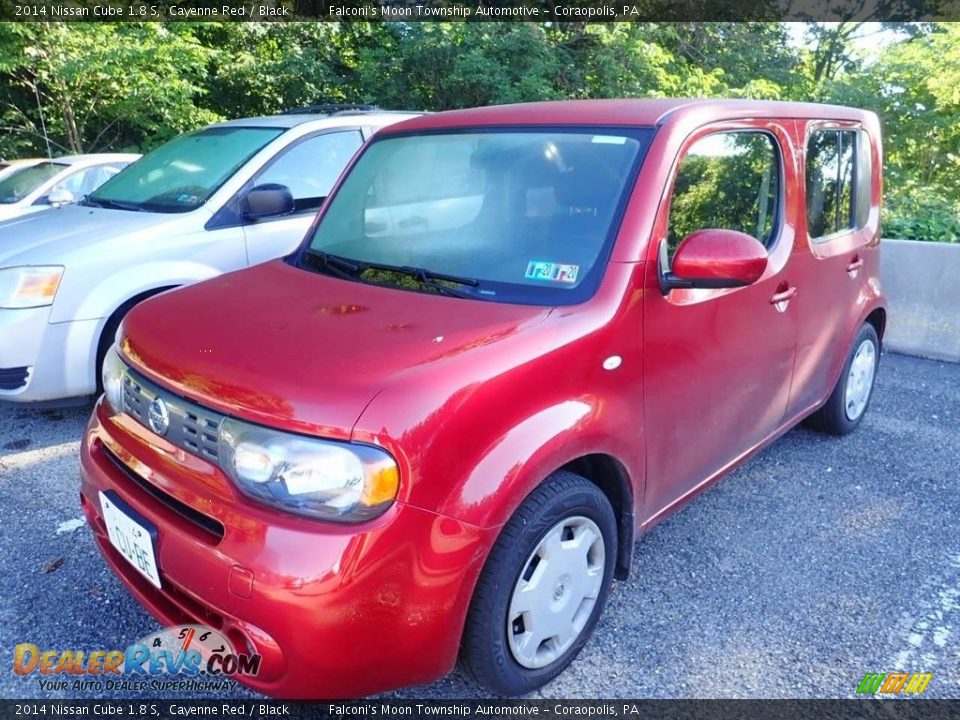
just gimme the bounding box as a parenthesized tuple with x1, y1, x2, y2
(667, 131, 780, 261)
(806, 129, 870, 240)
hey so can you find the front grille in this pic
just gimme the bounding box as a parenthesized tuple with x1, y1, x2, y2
(101, 444, 225, 541)
(0, 366, 29, 390)
(122, 370, 223, 462)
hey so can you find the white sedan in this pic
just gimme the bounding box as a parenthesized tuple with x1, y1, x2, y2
(0, 158, 44, 181)
(0, 154, 140, 221)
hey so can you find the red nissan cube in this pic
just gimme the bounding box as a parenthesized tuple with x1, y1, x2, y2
(80, 99, 886, 698)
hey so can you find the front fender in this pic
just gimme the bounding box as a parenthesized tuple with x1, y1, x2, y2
(442, 398, 637, 529)
(51, 260, 223, 324)
(51, 261, 225, 395)
(353, 376, 643, 532)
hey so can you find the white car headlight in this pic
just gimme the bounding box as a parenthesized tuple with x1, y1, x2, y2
(218, 417, 399, 522)
(0, 266, 64, 309)
(101, 345, 126, 413)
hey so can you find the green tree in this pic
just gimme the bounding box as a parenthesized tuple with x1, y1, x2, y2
(0, 23, 218, 156)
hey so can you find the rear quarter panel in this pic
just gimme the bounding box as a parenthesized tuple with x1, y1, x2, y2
(785, 113, 886, 419)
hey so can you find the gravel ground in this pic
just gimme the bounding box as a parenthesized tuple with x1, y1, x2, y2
(0, 352, 957, 700)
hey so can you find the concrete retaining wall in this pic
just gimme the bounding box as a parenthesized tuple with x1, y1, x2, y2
(880, 238, 960, 363)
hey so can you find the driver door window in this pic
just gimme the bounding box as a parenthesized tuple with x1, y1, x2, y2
(255, 130, 363, 216)
(49, 165, 122, 200)
(666, 131, 781, 265)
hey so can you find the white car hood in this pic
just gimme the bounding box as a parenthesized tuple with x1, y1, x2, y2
(0, 204, 196, 266)
(0, 203, 48, 223)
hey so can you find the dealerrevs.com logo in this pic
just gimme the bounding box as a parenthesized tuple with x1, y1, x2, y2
(13, 624, 261, 692)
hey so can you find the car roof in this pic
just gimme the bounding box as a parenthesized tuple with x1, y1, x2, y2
(211, 110, 420, 130)
(33, 153, 141, 167)
(380, 98, 875, 134)
(0, 157, 46, 167)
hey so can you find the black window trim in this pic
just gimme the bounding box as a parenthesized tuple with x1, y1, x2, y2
(660, 127, 786, 278)
(205, 125, 365, 231)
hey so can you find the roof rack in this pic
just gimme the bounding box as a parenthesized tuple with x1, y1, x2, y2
(281, 103, 380, 116)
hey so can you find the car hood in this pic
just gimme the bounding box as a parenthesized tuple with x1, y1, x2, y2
(0, 204, 187, 265)
(121, 260, 552, 438)
(0, 203, 42, 222)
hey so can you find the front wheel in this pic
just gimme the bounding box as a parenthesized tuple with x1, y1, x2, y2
(808, 323, 880, 436)
(460, 471, 616, 695)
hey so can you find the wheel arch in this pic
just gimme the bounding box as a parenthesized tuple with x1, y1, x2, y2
(89, 284, 181, 387)
(865, 306, 887, 344)
(99, 284, 179, 344)
(559, 454, 635, 580)
(818, 300, 887, 408)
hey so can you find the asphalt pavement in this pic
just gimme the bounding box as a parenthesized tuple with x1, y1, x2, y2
(1, 352, 957, 700)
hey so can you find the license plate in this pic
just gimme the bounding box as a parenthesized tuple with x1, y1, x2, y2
(99, 491, 161, 589)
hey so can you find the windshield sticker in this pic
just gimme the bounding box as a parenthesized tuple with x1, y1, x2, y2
(525, 261, 580, 284)
(591, 135, 628, 144)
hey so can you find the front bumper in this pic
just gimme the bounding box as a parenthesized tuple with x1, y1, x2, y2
(79, 399, 494, 698)
(0, 307, 100, 402)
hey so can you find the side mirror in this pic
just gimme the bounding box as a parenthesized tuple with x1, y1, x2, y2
(47, 189, 75, 207)
(243, 183, 294, 220)
(663, 229, 768, 291)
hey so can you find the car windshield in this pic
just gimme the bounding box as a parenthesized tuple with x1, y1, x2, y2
(0, 162, 66, 204)
(300, 128, 652, 305)
(87, 126, 284, 213)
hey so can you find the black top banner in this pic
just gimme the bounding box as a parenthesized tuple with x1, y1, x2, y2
(1, 0, 957, 22)
(4, 700, 960, 720)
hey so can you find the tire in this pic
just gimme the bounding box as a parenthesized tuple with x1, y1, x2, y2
(460, 471, 617, 696)
(94, 310, 126, 395)
(807, 323, 880, 436)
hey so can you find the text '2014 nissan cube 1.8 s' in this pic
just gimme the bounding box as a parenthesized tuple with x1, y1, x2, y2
(80, 100, 886, 698)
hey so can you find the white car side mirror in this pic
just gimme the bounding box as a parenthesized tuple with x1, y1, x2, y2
(47, 189, 75, 207)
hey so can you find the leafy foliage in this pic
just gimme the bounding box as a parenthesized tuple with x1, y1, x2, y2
(0, 21, 957, 241)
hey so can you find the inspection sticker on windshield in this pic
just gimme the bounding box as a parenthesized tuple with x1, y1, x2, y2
(525, 261, 580, 284)
(591, 135, 628, 144)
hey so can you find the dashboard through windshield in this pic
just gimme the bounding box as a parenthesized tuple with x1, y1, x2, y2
(299, 126, 653, 305)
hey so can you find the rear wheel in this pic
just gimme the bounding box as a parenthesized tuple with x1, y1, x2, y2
(808, 323, 879, 436)
(460, 471, 616, 695)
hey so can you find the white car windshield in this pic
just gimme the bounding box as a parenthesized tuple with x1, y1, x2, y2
(0, 162, 67, 204)
(86, 126, 284, 213)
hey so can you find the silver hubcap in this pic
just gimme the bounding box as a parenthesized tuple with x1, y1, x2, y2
(507, 516, 605, 669)
(845, 339, 877, 421)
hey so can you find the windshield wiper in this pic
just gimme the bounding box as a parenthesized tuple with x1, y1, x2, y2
(82, 197, 144, 212)
(367, 262, 480, 298)
(301, 249, 365, 281)
(300, 250, 480, 299)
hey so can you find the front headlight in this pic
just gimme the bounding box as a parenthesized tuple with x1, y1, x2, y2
(0, 266, 64, 309)
(101, 344, 125, 413)
(219, 417, 399, 522)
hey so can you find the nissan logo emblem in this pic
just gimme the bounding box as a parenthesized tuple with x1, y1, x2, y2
(147, 396, 170, 436)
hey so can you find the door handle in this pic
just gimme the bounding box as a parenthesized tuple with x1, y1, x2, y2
(770, 286, 797, 313)
(847, 256, 864, 278)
